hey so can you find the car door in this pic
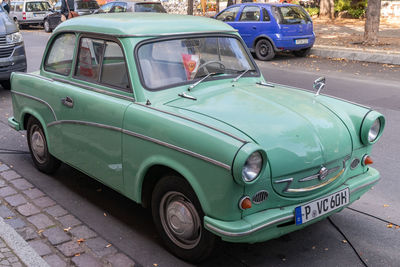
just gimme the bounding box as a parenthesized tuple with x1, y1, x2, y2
(230, 5, 261, 48)
(56, 36, 133, 190)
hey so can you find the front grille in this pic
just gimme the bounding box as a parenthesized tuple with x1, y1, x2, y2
(0, 36, 6, 46)
(0, 35, 14, 58)
(252, 190, 269, 204)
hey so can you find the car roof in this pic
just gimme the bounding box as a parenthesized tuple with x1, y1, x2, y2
(55, 13, 237, 36)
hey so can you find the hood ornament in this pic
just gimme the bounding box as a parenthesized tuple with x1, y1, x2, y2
(313, 77, 326, 96)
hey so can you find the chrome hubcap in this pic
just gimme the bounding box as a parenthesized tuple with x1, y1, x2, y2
(160, 192, 201, 249)
(30, 126, 46, 164)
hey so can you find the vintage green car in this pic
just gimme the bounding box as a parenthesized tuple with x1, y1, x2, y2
(8, 13, 385, 262)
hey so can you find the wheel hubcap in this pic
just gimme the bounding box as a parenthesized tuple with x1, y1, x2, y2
(30, 126, 46, 164)
(160, 192, 201, 249)
(260, 44, 269, 56)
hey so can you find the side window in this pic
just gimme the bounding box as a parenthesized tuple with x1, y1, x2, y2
(239, 6, 260, 21)
(111, 3, 126, 12)
(15, 2, 23, 12)
(215, 6, 240, 22)
(101, 41, 130, 90)
(101, 2, 113, 12)
(75, 38, 104, 82)
(44, 33, 76, 76)
(10, 3, 15, 11)
(262, 8, 270, 21)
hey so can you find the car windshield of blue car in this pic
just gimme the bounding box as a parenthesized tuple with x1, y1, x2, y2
(274, 6, 311, 24)
(137, 36, 258, 90)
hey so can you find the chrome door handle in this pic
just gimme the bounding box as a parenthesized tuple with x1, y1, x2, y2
(61, 96, 74, 108)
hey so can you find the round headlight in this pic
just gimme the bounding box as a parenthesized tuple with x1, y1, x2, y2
(242, 151, 263, 182)
(368, 118, 381, 142)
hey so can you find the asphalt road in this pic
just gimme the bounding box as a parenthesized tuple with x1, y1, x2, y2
(0, 30, 399, 266)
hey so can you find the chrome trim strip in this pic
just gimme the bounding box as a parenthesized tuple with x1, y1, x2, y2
(121, 129, 231, 170)
(134, 103, 247, 144)
(57, 30, 238, 38)
(47, 120, 231, 171)
(298, 166, 340, 182)
(11, 91, 57, 121)
(23, 73, 54, 82)
(52, 78, 135, 102)
(350, 177, 380, 194)
(285, 169, 345, 193)
(205, 215, 294, 237)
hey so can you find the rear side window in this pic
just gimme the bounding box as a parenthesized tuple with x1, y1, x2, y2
(44, 33, 76, 76)
(274, 6, 311, 24)
(239, 6, 260, 21)
(25, 1, 50, 12)
(16, 3, 23, 12)
(215, 6, 240, 22)
(262, 8, 270, 21)
(75, 38, 104, 82)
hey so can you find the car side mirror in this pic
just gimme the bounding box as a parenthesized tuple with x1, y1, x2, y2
(313, 76, 325, 95)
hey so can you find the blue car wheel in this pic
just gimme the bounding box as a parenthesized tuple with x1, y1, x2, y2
(255, 39, 275, 61)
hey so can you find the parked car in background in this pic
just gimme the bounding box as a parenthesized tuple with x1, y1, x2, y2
(9, 0, 52, 28)
(8, 13, 385, 262)
(215, 3, 315, 60)
(95, 0, 166, 14)
(0, 4, 26, 89)
(43, 0, 99, 32)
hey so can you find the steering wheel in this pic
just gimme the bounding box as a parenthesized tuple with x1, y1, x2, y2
(193, 60, 226, 78)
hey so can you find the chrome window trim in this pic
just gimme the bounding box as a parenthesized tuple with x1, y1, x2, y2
(11, 91, 58, 121)
(205, 215, 294, 237)
(52, 77, 135, 102)
(134, 103, 247, 144)
(47, 120, 231, 171)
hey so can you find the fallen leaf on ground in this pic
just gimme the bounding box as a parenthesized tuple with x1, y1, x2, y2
(38, 230, 44, 234)
(106, 244, 112, 248)
(6, 217, 12, 219)
(104, 213, 107, 217)
(395, 225, 400, 229)
(153, 264, 158, 267)
(387, 224, 393, 228)
(383, 204, 389, 207)
(342, 240, 348, 243)
(77, 238, 85, 244)
(64, 227, 71, 232)
(75, 253, 81, 257)
(324, 248, 329, 251)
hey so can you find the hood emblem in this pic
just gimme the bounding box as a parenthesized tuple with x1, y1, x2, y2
(318, 166, 329, 181)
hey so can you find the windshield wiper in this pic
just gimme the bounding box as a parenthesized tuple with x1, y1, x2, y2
(188, 72, 225, 91)
(232, 68, 251, 82)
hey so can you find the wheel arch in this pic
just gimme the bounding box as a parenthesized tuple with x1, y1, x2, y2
(253, 35, 278, 51)
(135, 158, 211, 215)
(20, 110, 53, 151)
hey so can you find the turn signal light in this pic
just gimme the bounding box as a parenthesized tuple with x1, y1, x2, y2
(363, 155, 373, 166)
(239, 196, 252, 210)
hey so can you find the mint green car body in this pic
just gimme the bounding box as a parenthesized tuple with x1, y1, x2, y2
(9, 13, 384, 258)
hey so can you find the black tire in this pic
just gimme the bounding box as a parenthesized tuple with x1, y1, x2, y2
(44, 19, 51, 33)
(27, 117, 60, 174)
(293, 47, 311, 57)
(151, 175, 216, 263)
(255, 39, 275, 61)
(1, 80, 10, 90)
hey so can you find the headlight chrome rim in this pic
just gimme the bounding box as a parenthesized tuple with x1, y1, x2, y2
(360, 112, 385, 145)
(368, 118, 380, 142)
(242, 151, 263, 183)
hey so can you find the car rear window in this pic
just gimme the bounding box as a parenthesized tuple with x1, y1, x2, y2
(273, 6, 311, 24)
(75, 1, 99, 10)
(134, 3, 166, 13)
(25, 1, 50, 12)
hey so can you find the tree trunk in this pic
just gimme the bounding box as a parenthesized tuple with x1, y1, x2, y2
(187, 0, 193, 15)
(364, 0, 381, 44)
(319, 0, 335, 19)
(216, 0, 220, 13)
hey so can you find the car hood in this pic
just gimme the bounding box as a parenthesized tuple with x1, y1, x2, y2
(165, 82, 352, 178)
(0, 13, 18, 34)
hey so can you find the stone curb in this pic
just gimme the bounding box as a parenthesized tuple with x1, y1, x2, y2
(0, 216, 49, 266)
(0, 162, 136, 267)
(311, 45, 400, 65)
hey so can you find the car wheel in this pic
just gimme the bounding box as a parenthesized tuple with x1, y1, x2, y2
(151, 175, 216, 263)
(293, 47, 311, 57)
(27, 117, 60, 174)
(255, 39, 275, 61)
(44, 19, 51, 32)
(1, 80, 10, 90)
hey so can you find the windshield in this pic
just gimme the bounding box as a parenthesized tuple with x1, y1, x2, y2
(75, 1, 99, 10)
(273, 6, 311, 24)
(135, 3, 166, 13)
(137, 36, 257, 90)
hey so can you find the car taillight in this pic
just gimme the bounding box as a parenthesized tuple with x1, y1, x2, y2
(22, 12, 26, 20)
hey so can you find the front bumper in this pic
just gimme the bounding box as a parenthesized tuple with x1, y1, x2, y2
(8, 117, 21, 131)
(204, 167, 379, 243)
(0, 44, 27, 80)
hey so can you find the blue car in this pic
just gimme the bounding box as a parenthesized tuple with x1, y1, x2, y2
(215, 3, 315, 60)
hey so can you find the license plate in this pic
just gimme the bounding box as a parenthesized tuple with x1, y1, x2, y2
(295, 188, 349, 225)
(295, 39, 309, 45)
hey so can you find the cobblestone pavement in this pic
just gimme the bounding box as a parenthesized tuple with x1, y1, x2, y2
(0, 162, 136, 267)
(0, 238, 24, 267)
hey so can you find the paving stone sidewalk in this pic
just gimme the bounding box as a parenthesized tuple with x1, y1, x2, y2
(0, 162, 136, 267)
